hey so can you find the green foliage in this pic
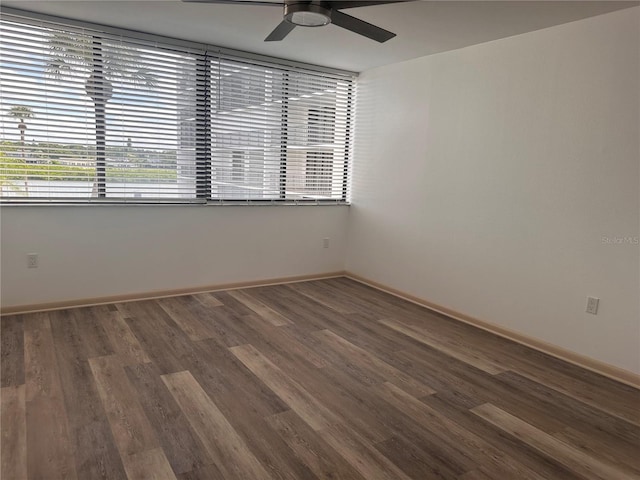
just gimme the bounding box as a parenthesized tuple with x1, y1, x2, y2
(0, 158, 177, 182)
(7, 105, 34, 122)
(0, 140, 177, 165)
(0, 155, 94, 182)
(0, 152, 22, 192)
(107, 167, 176, 182)
(0, 148, 177, 185)
(46, 32, 157, 89)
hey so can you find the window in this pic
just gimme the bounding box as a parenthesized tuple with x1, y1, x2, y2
(306, 153, 333, 196)
(231, 151, 246, 182)
(305, 107, 336, 197)
(0, 12, 354, 203)
(209, 57, 352, 201)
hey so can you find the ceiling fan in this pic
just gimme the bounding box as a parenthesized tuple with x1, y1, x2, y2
(182, 0, 411, 43)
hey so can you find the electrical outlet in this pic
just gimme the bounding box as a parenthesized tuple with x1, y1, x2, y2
(586, 296, 599, 315)
(323, 238, 330, 249)
(27, 253, 38, 269)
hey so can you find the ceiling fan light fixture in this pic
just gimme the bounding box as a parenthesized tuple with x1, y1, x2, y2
(284, 3, 331, 27)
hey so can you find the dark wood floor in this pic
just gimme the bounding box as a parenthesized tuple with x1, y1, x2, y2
(1, 277, 639, 480)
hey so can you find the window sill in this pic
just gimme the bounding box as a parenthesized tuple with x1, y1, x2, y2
(0, 200, 351, 207)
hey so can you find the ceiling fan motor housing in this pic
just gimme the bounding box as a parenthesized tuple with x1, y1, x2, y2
(284, 1, 332, 27)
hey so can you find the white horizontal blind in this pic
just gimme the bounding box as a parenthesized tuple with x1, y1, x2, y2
(0, 12, 354, 203)
(0, 17, 203, 202)
(209, 55, 353, 201)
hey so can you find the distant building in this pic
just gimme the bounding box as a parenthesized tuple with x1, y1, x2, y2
(56, 158, 96, 167)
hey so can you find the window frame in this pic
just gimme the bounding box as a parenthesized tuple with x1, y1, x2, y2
(0, 7, 356, 206)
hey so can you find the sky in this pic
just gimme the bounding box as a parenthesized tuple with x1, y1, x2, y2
(0, 19, 190, 150)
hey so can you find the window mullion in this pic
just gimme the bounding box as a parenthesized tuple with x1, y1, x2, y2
(91, 37, 108, 198)
(279, 72, 290, 200)
(342, 83, 354, 202)
(196, 55, 211, 200)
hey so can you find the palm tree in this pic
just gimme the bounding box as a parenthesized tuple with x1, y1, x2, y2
(7, 105, 34, 194)
(8, 105, 34, 147)
(46, 32, 157, 197)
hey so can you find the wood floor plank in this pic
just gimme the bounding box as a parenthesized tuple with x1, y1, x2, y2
(305, 278, 396, 319)
(312, 329, 435, 397)
(161, 370, 273, 480)
(237, 320, 330, 369)
(122, 447, 178, 480)
(270, 313, 412, 375)
(88, 355, 160, 457)
(191, 339, 290, 419)
(553, 426, 640, 476)
(124, 304, 293, 470)
(70, 306, 116, 358)
(48, 309, 127, 480)
(322, 277, 422, 318)
(1, 385, 26, 480)
(380, 317, 506, 374)
(495, 371, 640, 455)
(266, 409, 366, 480)
(391, 348, 497, 409)
(118, 300, 195, 374)
(191, 292, 224, 309)
(24, 312, 78, 480)
(295, 332, 385, 389)
(506, 353, 640, 425)
(396, 346, 580, 433)
(478, 330, 640, 421)
(25, 386, 78, 480)
(434, 316, 640, 425)
(99, 311, 151, 366)
(227, 290, 293, 326)
(338, 278, 640, 424)
(375, 381, 547, 480)
(300, 343, 514, 451)
(472, 403, 638, 480)
(158, 296, 216, 342)
(182, 353, 319, 480)
(290, 361, 404, 444)
(318, 422, 413, 480)
(423, 395, 584, 480)
(124, 362, 213, 475)
(376, 293, 640, 425)
(302, 357, 478, 455)
(323, 312, 412, 358)
(459, 468, 500, 480)
(176, 464, 225, 480)
(193, 309, 259, 349)
(191, 303, 252, 348)
(285, 282, 359, 315)
(243, 286, 335, 332)
(1, 315, 25, 387)
(230, 343, 337, 431)
(374, 433, 464, 480)
(210, 291, 256, 316)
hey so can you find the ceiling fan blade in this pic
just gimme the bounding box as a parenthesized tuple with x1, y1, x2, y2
(330, 10, 396, 43)
(265, 20, 296, 41)
(182, 0, 283, 6)
(328, 1, 411, 9)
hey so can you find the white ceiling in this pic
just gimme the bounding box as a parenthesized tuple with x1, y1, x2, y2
(2, 0, 638, 72)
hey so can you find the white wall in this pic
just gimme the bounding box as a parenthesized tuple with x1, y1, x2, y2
(347, 8, 640, 374)
(0, 205, 348, 308)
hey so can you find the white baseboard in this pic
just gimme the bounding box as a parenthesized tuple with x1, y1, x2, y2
(0, 271, 346, 316)
(345, 272, 640, 390)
